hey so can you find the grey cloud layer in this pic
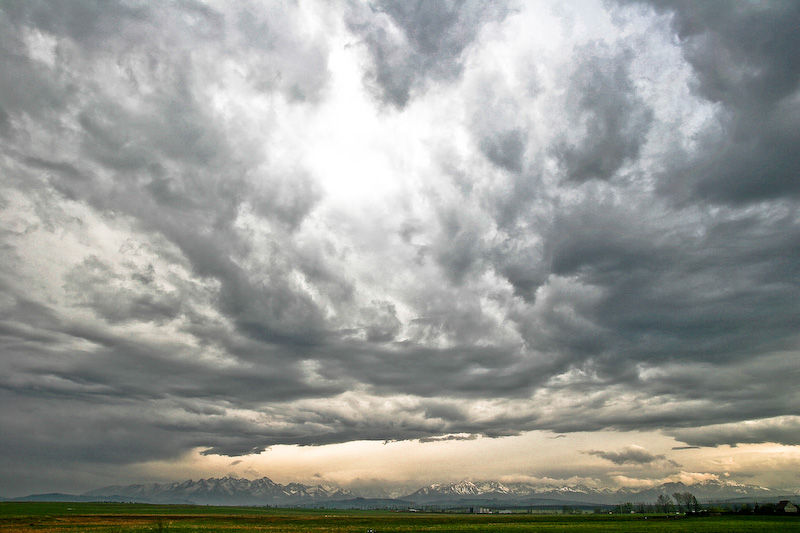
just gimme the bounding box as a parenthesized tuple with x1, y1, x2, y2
(1, 0, 799, 484)
(638, 0, 800, 203)
(585, 445, 680, 467)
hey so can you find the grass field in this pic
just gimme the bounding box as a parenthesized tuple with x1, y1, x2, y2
(2, 502, 800, 532)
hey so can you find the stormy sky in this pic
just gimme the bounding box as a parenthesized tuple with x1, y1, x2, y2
(1, 0, 799, 497)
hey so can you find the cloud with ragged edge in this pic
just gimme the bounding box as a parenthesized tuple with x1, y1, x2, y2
(584, 445, 681, 467)
(1, 0, 800, 495)
(667, 416, 800, 448)
(418, 433, 480, 443)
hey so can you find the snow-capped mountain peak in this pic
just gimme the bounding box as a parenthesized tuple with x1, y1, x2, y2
(83, 476, 353, 505)
(402, 478, 783, 505)
(75, 475, 791, 507)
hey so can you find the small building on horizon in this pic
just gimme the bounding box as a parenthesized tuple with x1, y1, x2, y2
(776, 500, 798, 513)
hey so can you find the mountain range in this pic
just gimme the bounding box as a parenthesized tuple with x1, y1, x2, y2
(82, 476, 355, 506)
(402, 479, 788, 507)
(3, 476, 796, 508)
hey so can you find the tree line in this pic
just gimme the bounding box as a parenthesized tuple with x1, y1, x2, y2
(614, 492, 700, 514)
(613, 493, 794, 515)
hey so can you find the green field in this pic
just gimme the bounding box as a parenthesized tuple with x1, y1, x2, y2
(2, 502, 799, 532)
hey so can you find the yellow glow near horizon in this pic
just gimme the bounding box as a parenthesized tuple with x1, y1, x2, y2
(128, 429, 800, 492)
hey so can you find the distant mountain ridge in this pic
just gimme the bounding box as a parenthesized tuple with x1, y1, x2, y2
(5, 476, 794, 507)
(82, 476, 354, 505)
(402, 478, 782, 506)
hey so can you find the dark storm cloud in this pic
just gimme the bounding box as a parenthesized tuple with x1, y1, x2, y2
(467, 75, 545, 229)
(0, 295, 348, 464)
(0, 0, 339, 346)
(1, 0, 150, 45)
(0, 0, 345, 472)
(359, 300, 402, 342)
(481, 128, 527, 174)
(536, 201, 800, 368)
(493, 240, 547, 303)
(431, 204, 489, 284)
(326, 342, 534, 398)
(64, 256, 184, 324)
(625, 0, 800, 204)
(585, 445, 680, 467)
(0, 392, 193, 465)
(347, 0, 511, 107)
(555, 43, 653, 183)
(667, 417, 800, 448)
(0, 301, 338, 408)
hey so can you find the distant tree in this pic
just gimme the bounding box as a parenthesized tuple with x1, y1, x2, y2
(615, 502, 634, 514)
(688, 494, 700, 512)
(673, 492, 686, 512)
(756, 503, 776, 515)
(672, 492, 699, 513)
(655, 494, 674, 513)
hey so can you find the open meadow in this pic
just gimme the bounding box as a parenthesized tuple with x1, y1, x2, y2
(2, 503, 800, 533)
